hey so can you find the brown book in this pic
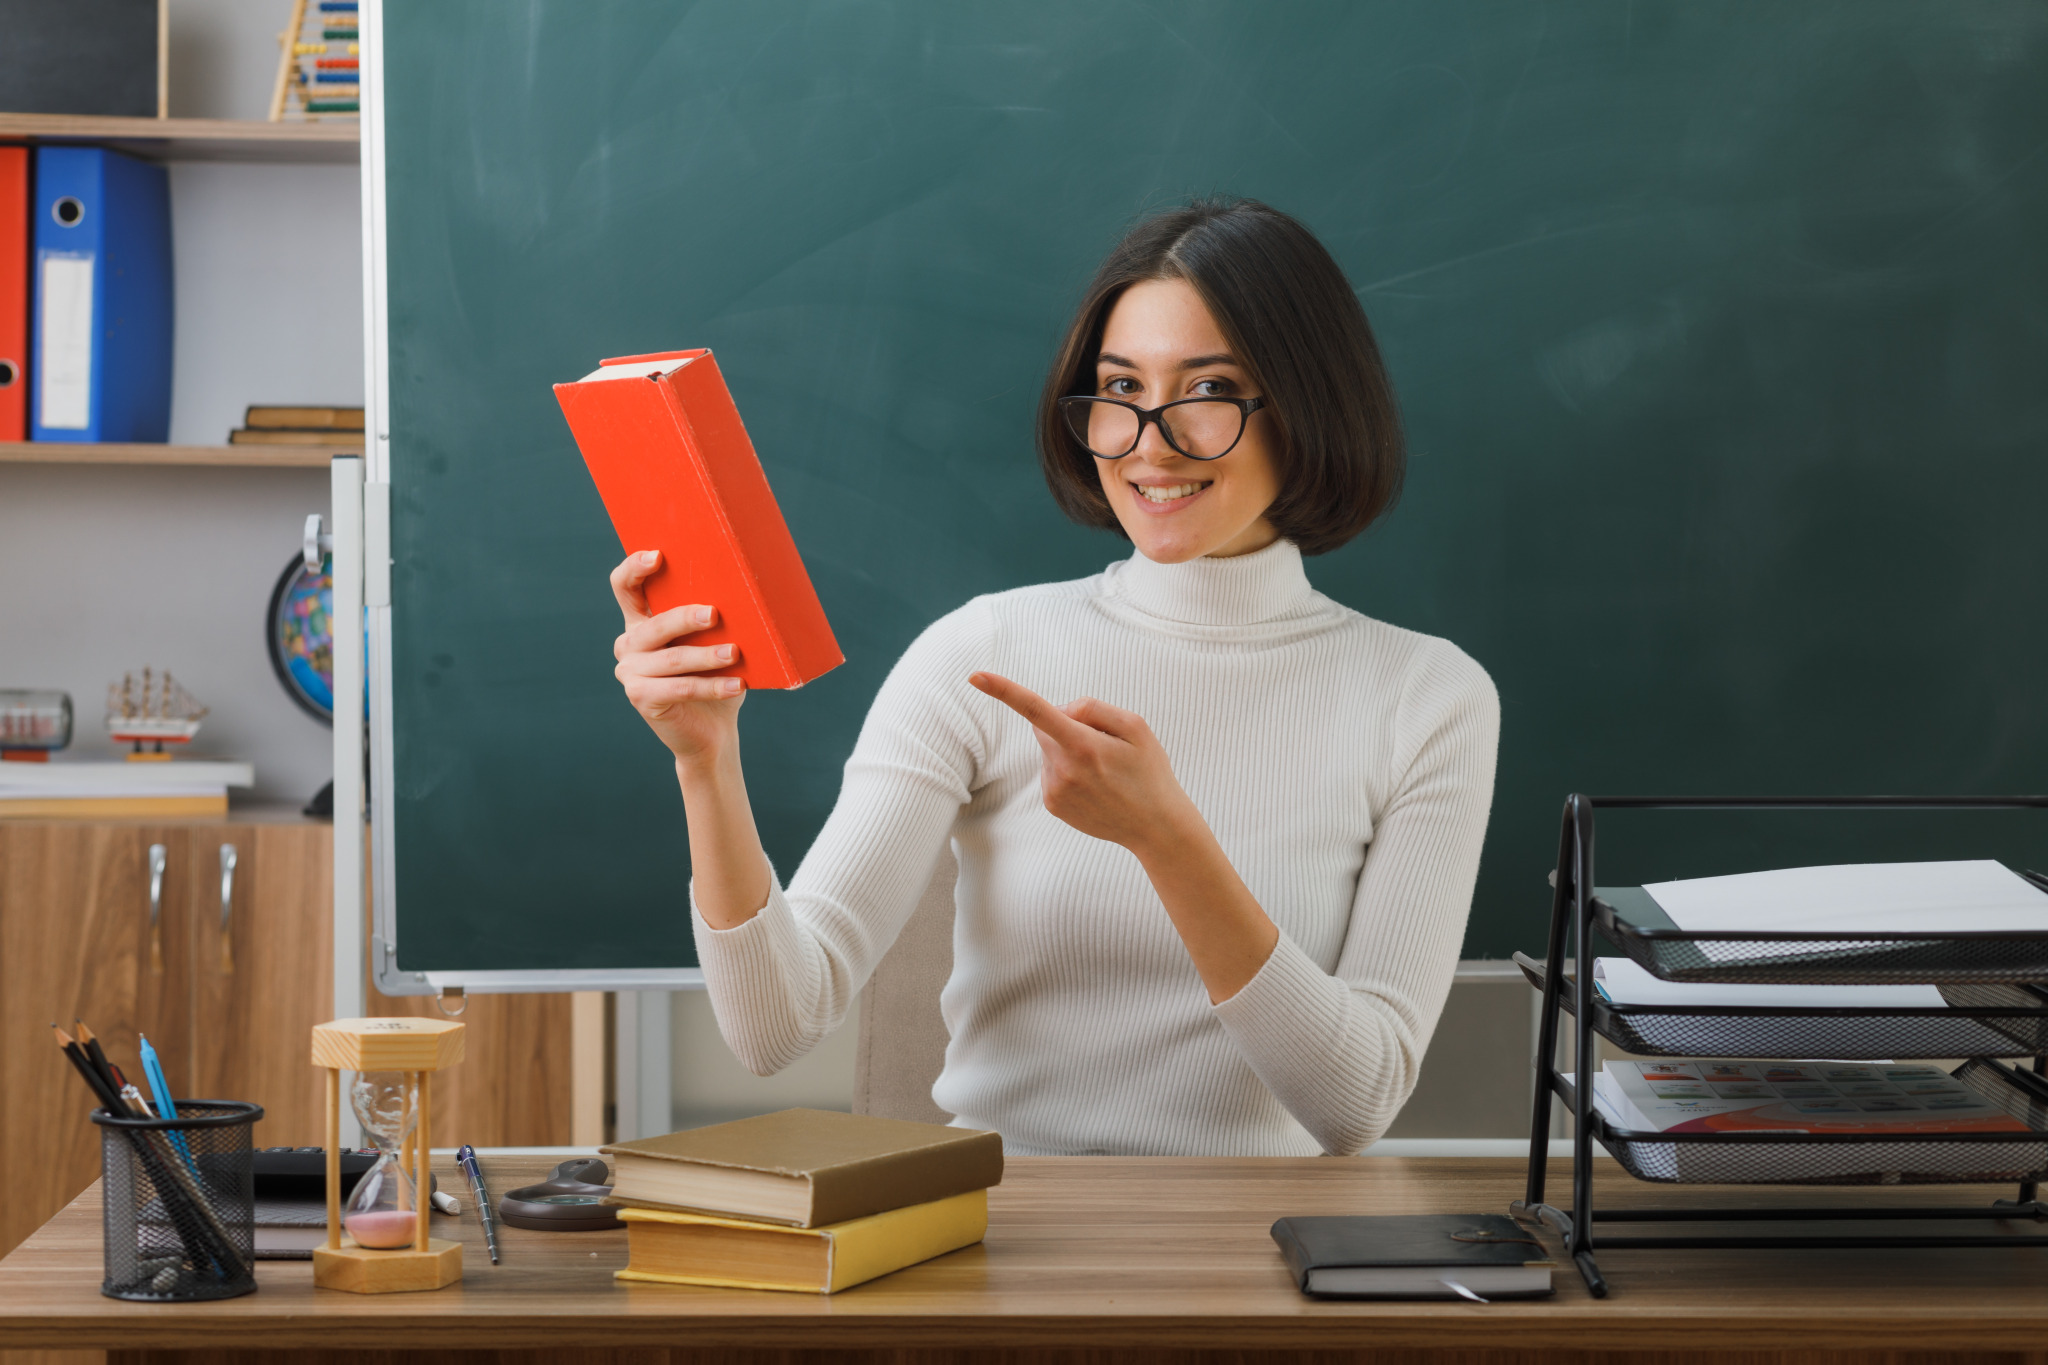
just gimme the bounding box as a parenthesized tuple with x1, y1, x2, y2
(244, 405, 366, 430)
(228, 428, 367, 447)
(599, 1108, 1003, 1228)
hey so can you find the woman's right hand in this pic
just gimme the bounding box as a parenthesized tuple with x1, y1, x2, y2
(610, 550, 746, 767)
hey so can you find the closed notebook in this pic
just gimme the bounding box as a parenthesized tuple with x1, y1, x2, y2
(615, 1188, 986, 1294)
(1270, 1214, 1556, 1300)
(553, 348, 842, 690)
(600, 1108, 1003, 1228)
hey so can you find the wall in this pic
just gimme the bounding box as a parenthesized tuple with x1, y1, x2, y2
(670, 976, 1536, 1141)
(0, 463, 334, 803)
(671, 991, 861, 1131)
(0, 0, 361, 804)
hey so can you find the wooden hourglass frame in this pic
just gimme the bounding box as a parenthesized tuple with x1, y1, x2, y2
(309, 1017, 466, 1294)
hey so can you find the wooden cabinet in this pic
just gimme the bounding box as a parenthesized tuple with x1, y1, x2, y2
(0, 819, 332, 1258)
(189, 822, 334, 1146)
(0, 814, 577, 1264)
(0, 823, 197, 1258)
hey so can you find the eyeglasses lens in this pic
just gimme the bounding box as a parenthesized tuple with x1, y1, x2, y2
(1066, 401, 1139, 458)
(1064, 399, 1245, 460)
(1160, 402, 1244, 459)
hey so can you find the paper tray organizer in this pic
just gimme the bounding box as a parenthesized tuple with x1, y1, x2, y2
(1594, 883, 2048, 985)
(1514, 793, 2048, 1300)
(1577, 1057, 2048, 1187)
(1512, 955, 2048, 1060)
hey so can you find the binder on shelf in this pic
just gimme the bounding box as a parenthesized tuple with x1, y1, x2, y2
(31, 146, 173, 444)
(0, 145, 27, 442)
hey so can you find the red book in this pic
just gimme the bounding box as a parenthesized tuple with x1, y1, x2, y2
(554, 349, 842, 690)
(0, 145, 26, 442)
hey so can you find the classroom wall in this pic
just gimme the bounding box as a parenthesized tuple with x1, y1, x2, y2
(0, 0, 359, 804)
(669, 978, 1534, 1141)
(0, 463, 333, 803)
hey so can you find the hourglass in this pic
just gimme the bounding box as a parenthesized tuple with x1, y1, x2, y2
(310, 1017, 466, 1294)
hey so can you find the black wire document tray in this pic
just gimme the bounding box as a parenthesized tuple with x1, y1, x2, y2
(1512, 954, 2048, 1059)
(1520, 795, 2048, 1298)
(1596, 885, 2048, 985)
(1570, 1058, 2048, 1187)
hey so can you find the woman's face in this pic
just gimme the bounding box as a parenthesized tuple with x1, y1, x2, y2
(1090, 277, 1282, 563)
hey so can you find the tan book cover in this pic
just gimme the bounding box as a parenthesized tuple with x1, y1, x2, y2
(600, 1108, 1003, 1228)
(244, 405, 366, 430)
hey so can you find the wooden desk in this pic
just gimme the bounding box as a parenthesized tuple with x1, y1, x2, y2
(3, 1155, 2047, 1365)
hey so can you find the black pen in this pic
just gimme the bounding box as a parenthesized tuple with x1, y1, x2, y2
(456, 1144, 501, 1264)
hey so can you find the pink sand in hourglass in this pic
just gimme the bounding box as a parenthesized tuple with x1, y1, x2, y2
(345, 1210, 421, 1249)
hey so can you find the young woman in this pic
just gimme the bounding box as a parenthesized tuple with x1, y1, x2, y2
(609, 198, 1499, 1157)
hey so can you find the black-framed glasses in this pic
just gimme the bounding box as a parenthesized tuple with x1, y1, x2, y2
(1056, 395, 1265, 461)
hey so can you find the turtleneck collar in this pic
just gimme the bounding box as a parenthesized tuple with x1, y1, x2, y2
(1102, 537, 1316, 627)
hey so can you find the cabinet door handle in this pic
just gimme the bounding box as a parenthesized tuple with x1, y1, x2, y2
(147, 843, 167, 974)
(218, 843, 238, 974)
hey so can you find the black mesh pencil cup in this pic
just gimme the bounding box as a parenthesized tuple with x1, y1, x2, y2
(94, 1100, 262, 1301)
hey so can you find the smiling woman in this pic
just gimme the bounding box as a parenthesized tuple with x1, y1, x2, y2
(609, 197, 1501, 1157)
(1036, 200, 1404, 560)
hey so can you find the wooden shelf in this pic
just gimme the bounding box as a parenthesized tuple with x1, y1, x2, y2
(0, 442, 350, 469)
(0, 113, 357, 164)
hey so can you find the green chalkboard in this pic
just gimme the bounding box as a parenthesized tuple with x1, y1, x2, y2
(382, 2, 2048, 975)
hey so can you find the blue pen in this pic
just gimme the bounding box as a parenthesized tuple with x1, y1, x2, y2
(137, 1035, 196, 1170)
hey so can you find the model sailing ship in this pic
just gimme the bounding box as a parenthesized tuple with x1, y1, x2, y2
(107, 668, 209, 758)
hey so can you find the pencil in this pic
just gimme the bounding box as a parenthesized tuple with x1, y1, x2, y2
(52, 1026, 120, 1109)
(74, 1019, 117, 1089)
(57, 1025, 244, 1282)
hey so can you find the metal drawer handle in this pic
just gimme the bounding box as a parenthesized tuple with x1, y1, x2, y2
(147, 843, 166, 974)
(218, 843, 238, 974)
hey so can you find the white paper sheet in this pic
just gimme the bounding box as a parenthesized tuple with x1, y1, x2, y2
(37, 252, 94, 429)
(1593, 957, 1947, 1009)
(1643, 860, 2048, 937)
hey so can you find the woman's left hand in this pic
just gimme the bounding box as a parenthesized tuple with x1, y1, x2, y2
(968, 671, 1199, 857)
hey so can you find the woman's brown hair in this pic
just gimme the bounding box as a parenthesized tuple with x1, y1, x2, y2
(1035, 197, 1404, 557)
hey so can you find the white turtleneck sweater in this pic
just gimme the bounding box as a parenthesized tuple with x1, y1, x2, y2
(691, 538, 1500, 1157)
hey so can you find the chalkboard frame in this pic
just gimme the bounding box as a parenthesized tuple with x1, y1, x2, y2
(351, 0, 2048, 995)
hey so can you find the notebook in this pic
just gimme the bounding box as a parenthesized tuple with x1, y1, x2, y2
(1269, 1214, 1555, 1301)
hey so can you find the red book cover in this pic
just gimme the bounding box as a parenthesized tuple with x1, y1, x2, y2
(0, 145, 26, 442)
(554, 348, 843, 690)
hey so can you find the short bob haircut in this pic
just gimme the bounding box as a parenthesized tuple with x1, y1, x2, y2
(1035, 198, 1403, 557)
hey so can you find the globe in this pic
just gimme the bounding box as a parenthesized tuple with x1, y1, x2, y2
(267, 553, 334, 722)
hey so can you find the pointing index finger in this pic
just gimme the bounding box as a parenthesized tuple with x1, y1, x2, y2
(969, 671, 1091, 744)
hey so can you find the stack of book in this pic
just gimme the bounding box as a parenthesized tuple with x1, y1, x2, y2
(228, 406, 366, 449)
(599, 1108, 1003, 1294)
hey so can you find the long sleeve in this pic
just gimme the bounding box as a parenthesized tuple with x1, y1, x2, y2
(685, 539, 1501, 1156)
(1209, 639, 1500, 1154)
(689, 600, 993, 1076)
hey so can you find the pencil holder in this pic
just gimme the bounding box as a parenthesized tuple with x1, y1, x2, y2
(94, 1100, 262, 1302)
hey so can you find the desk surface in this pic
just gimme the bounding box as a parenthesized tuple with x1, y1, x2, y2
(2, 1155, 2047, 1353)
